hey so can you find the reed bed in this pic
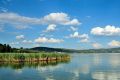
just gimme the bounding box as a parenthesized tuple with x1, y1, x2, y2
(0, 59, 70, 69)
(0, 53, 70, 62)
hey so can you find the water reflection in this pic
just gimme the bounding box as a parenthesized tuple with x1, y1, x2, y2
(0, 53, 120, 80)
(92, 53, 120, 80)
(109, 54, 120, 67)
(92, 71, 120, 80)
(0, 59, 70, 69)
(93, 54, 101, 65)
(63, 53, 120, 80)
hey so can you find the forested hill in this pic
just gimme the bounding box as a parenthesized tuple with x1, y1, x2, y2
(30, 47, 77, 53)
(30, 47, 120, 53)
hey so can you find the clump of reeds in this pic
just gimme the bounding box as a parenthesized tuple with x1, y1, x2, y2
(0, 53, 70, 62)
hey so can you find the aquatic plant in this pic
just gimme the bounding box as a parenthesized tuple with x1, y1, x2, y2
(0, 53, 70, 62)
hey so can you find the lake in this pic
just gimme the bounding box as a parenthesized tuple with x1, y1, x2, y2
(0, 53, 120, 80)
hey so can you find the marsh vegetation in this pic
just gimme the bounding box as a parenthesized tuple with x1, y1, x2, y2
(0, 53, 70, 62)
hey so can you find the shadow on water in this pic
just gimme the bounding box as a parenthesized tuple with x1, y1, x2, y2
(0, 59, 70, 69)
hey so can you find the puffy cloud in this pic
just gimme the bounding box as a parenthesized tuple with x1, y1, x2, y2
(70, 32, 89, 39)
(43, 13, 80, 25)
(22, 40, 33, 44)
(0, 12, 80, 27)
(64, 19, 80, 25)
(92, 43, 102, 49)
(91, 25, 120, 36)
(108, 40, 120, 47)
(16, 35, 24, 39)
(67, 32, 89, 43)
(34, 37, 64, 43)
(91, 27, 104, 35)
(45, 24, 56, 32)
(70, 32, 79, 38)
(79, 34, 89, 39)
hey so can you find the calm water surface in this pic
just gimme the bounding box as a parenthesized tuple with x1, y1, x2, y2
(0, 53, 120, 80)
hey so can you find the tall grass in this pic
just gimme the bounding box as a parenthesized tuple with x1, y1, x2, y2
(0, 53, 70, 62)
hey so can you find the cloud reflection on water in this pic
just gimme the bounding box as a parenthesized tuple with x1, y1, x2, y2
(1, 53, 120, 80)
(109, 54, 120, 67)
(92, 71, 120, 80)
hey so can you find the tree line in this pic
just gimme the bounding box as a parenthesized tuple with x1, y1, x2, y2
(0, 43, 39, 53)
(0, 43, 12, 52)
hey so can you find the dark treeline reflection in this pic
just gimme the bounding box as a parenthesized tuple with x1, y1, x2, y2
(0, 59, 70, 69)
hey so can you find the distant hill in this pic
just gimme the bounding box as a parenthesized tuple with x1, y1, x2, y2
(30, 47, 77, 53)
(30, 47, 120, 53)
(79, 47, 120, 53)
(1, 42, 120, 53)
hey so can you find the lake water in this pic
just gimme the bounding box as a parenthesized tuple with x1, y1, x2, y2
(0, 53, 120, 80)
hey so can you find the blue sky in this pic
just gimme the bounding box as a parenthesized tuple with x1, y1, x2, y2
(0, 0, 120, 49)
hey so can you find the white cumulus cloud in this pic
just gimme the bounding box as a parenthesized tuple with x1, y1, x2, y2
(22, 40, 33, 44)
(45, 24, 56, 32)
(67, 32, 89, 43)
(91, 25, 120, 36)
(34, 37, 64, 43)
(0, 12, 80, 28)
(43, 12, 80, 25)
(16, 35, 24, 40)
(70, 32, 89, 39)
(108, 40, 120, 47)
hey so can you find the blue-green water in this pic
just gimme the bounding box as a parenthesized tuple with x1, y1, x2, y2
(0, 53, 120, 80)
